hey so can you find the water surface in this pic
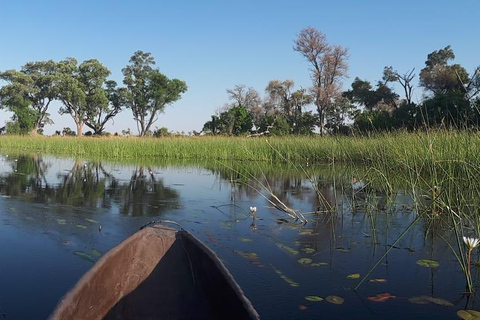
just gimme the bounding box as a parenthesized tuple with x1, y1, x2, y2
(0, 154, 476, 319)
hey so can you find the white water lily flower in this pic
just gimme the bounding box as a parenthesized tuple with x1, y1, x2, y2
(249, 206, 257, 214)
(463, 236, 480, 250)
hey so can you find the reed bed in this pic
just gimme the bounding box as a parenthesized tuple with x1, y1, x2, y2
(0, 130, 479, 169)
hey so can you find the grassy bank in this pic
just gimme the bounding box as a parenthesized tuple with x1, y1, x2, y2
(0, 131, 478, 166)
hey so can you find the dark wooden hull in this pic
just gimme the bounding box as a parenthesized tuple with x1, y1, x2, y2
(51, 225, 259, 320)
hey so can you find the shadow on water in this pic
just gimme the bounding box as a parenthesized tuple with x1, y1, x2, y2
(0, 153, 479, 319)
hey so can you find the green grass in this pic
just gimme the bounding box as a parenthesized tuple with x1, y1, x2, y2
(1, 131, 479, 168)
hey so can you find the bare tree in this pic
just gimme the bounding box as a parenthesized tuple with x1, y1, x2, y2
(383, 66, 416, 105)
(226, 84, 261, 109)
(294, 27, 348, 134)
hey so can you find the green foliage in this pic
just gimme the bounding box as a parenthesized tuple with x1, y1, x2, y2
(419, 45, 469, 95)
(122, 51, 187, 136)
(0, 60, 57, 134)
(354, 110, 394, 132)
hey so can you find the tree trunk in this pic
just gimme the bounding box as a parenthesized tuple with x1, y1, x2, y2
(76, 122, 83, 136)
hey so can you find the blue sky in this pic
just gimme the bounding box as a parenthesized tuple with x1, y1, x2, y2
(1, 0, 479, 135)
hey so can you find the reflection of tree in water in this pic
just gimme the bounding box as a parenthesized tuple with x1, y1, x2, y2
(109, 167, 180, 216)
(0, 156, 180, 216)
(56, 160, 110, 206)
(0, 155, 53, 203)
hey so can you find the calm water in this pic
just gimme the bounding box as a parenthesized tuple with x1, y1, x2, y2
(0, 154, 477, 319)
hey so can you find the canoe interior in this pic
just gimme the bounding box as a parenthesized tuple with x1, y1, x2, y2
(51, 225, 259, 320)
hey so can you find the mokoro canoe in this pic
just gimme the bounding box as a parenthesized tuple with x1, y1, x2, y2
(51, 224, 259, 320)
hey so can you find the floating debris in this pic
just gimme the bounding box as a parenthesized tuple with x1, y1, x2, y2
(347, 273, 360, 279)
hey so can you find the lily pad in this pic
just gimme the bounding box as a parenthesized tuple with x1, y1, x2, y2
(298, 258, 313, 265)
(302, 248, 316, 254)
(275, 243, 299, 255)
(416, 259, 440, 268)
(368, 293, 396, 302)
(347, 273, 360, 279)
(369, 278, 387, 283)
(76, 224, 87, 229)
(85, 218, 98, 223)
(57, 219, 66, 225)
(457, 310, 480, 320)
(326, 295, 344, 305)
(238, 237, 253, 242)
(305, 295, 323, 302)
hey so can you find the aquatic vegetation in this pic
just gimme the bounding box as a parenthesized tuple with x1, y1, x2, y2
(326, 295, 344, 305)
(416, 259, 440, 268)
(368, 293, 396, 302)
(305, 295, 323, 302)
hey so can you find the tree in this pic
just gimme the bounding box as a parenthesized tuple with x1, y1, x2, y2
(122, 51, 187, 136)
(56, 58, 87, 136)
(76, 60, 115, 135)
(383, 66, 416, 105)
(0, 60, 57, 135)
(294, 27, 348, 134)
(419, 45, 469, 95)
(344, 77, 398, 112)
(265, 80, 314, 133)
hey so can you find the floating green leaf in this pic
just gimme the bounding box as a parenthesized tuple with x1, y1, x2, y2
(299, 229, 314, 235)
(347, 273, 360, 279)
(85, 218, 98, 223)
(90, 249, 102, 257)
(305, 295, 323, 302)
(298, 258, 312, 265)
(275, 243, 299, 255)
(336, 247, 350, 253)
(457, 309, 480, 320)
(326, 295, 344, 305)
(76, 224, 87, 229)
(238, 237, 253, 242)
(311, 262, 328, 267)
(302, 248, 316, 254)
(409, 296, 452, 307)
(57, 219, 66, 225)
(233, 250, 258, 260)
(416, 259, 440, 268)
(74, 251, 95, 262)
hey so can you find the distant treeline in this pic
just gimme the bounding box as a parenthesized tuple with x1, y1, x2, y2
(1, 28, 479, 137)
(203, 29, 480, 136)
(0, 51, 187, 136)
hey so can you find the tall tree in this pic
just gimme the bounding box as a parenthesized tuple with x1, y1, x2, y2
(294, 27, 348, 134)
(122, 51, 187, 136)
(419, 45, 469, 95)
(56, 58, 87, 136)
(79, 59, 112, 135)
(0, 60, 57, 134)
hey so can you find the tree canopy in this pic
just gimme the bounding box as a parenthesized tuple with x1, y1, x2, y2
(122, 51, 187, 136)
